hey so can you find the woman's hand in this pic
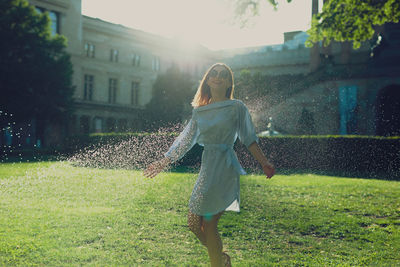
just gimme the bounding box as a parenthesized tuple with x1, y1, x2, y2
(247, 142, 275, 179)
(143, 157, 171, 179)
(262, 162, 275, 179)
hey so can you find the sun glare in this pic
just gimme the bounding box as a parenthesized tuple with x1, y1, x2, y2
(82, 0, 313, 50)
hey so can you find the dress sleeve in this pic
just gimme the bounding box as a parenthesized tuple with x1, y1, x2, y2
(238, 102, 259, 148)
(164, 111, 199, 162)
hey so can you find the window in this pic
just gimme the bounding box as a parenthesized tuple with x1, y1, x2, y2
(49, 11, 59, 35)
(118, 119, 128, 132)
(84, 43, 95, 58)
(35, 7, 44, 14)
(93, 117, 103, 133)
(152, 56, 160, 71)
(108, 78, 117, 104)
(35, 7, 60, 35)
(80, 116, 90, 134)
(110, 49, 119, 62)
(131, 82, 140, 106)
(84, 74, 94, 101)
(106, 118, 116, 132)
(132, 54, 141, 67)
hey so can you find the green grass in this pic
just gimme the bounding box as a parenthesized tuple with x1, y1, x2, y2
(0, 162, 399, 266)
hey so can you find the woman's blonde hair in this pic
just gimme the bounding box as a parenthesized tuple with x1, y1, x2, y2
(191, 63, 234, 107)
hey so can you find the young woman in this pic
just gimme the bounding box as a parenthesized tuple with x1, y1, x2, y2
(144, 63, 275, 267)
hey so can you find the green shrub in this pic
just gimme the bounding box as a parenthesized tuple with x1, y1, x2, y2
(255, 135, 400, 179)
(64, 134, 400, 179)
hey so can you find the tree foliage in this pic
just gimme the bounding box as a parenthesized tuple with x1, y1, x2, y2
(233, 0, 292, 25)
(0, 0, 74, 135)
(297, 108, 316, 134)
(144, 66, 195, 130)
(307, 0, 400, 48)
(234, 0, 400, 48)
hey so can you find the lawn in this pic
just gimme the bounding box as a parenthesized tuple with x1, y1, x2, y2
(0, 162, 399, 266)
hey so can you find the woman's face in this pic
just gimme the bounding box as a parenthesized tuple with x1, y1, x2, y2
(206, 65, 232, 92)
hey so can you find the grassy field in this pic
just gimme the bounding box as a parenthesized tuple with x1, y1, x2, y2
(0, 162, 399, 266)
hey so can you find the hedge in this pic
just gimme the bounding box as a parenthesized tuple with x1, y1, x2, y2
(63, 133, 400, 179)
(242, 135, 400, 179)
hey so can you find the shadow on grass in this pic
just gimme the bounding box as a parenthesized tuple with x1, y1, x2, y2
(0, 155, 60, 163)
(169, 166, 399, 181)
(272, 168, 399, 181)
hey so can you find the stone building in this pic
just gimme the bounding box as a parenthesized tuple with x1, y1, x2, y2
(222, 27, 400, 136)
(219, 0, 400, 137)
(220, 31, 311, 76)
(28, 0, 216, 141)
(15, 0, 400, 148)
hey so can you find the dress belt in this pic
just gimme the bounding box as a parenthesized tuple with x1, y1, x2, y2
(203, 144, 246, 175)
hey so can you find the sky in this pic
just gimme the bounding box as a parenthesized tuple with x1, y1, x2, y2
(82, 0, 316, 51)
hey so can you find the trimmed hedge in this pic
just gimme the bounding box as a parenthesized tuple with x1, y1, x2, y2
(64, 133, 400, 179)
(246, 136, 400, 179)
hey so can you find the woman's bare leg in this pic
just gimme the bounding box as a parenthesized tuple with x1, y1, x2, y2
(203, 211, 224, 267)
(188, 211, 207, 247)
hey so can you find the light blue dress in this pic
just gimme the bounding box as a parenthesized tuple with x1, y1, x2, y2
(164, 99, 258, 217)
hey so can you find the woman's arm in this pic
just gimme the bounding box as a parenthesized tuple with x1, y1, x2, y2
(144, 113, 199, 179)
(143, 157, 171, 179)
(248, 141, 275, 179)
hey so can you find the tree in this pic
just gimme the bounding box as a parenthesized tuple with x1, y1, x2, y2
(233, 0, 400, 48)
(144, 66, 195, 130)
(297, 107, 316, 134)
(0, 0, 75, 143)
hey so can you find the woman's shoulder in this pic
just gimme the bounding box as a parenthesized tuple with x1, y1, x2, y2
(231, 99, 249, 111)
(193, 99, 239, 112)
(231, 99, 245, 106)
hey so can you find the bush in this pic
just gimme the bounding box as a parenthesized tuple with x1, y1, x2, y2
(255, 135, 400, 179)
(64, 133, 400, 179)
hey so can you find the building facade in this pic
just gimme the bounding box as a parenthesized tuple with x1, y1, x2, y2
(222, 27, 400, 136)
(25, 0, 400, 142)
(29, 0, 216, 140)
